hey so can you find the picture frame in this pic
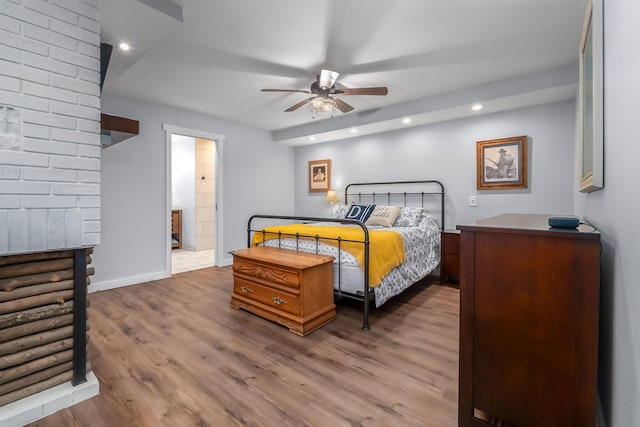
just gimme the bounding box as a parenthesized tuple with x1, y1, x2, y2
(308, 159, 331, 192)
(476, 136, 528, 190)
(578, 0, 604, 192)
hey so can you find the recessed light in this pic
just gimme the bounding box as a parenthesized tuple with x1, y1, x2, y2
(472, 104, 483, 111)
(119, 42, 131, 51)
(350, 128, 358, 133)
(309, 136, 316, 141)
(402, 117, 411, 124)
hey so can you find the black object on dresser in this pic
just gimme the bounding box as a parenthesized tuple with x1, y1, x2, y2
(457, 214, 600, 427)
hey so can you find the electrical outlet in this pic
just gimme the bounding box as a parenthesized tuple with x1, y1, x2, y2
(468, 195, 477, 207)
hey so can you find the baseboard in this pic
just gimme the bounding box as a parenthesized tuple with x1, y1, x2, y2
(89, 271, 170, 293)
(221, 256, 233, 267)
(0, 372, 99, 427)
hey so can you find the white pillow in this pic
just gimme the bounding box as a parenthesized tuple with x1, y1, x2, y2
(334, 203, 349, 218)
(365, 206, 402, 227)
(394, 207, 426, 227)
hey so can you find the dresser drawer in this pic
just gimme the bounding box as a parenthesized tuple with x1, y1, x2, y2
(233, 259, 300, 289)
(233, 277, 301, 316)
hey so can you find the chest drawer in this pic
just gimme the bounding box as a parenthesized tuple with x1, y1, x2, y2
(233, 259, 300, 288)
(233, 277, 301, 316)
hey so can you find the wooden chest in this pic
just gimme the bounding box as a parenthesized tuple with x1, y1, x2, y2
(230, 247, 336, 336)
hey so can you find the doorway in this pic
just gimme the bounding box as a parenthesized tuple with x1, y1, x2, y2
(163, 124, 225, 276)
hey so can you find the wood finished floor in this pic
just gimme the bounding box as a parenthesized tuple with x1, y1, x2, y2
(29, 267, 459, 427)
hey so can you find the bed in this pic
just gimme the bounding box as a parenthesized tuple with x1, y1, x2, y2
(246, 180, 444, 330)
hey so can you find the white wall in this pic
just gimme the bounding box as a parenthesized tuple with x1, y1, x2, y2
(575, 1, 640, 426)
(92, 94, 294, 288)
(171, 135, 196, 249)
(295, 100, 576, 228)
(0, 0, 101, 254)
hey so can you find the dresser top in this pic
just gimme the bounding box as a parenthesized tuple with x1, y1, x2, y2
(457, 213, 600, 238)
(232, 247, 335, 269)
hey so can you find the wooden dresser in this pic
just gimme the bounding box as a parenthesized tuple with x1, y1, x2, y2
(457, 214, 600, 427)
(230, 247, 336, 336)
(440, 229, 461, 285)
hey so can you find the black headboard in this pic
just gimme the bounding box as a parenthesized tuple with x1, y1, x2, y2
(344, 180, 445, 229)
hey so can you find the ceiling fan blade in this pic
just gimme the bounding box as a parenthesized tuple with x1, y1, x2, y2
(318, 69, 339, 89)
(261, 88, 310, 94)
(333, 97, 354, 113)
(334, 87, 388, 96)
(285, 97, 315, 112)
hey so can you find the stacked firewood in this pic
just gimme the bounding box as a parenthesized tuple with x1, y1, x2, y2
(0, 248, 94, 406)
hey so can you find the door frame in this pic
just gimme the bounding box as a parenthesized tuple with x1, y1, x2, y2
(163, 124, 225, 274)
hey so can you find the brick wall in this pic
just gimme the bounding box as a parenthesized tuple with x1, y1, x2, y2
(0, 0, 101, 255)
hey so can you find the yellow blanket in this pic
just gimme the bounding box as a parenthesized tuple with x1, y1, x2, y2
(252, 224, 406, 287)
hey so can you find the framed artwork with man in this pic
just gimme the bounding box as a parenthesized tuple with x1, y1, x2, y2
(476, 136, 528, 190)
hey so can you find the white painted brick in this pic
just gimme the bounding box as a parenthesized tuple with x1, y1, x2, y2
(78, 195, 99, 208)
(54, 0, 99, 22)
(24, 22, 78, 51)
(23, 81, 78, 104)
(1, 1, 50, 29)
(78, 16, 98, 34)
(82, 231, 99, 246)
(51, 18, 98, 45)
(51, 101, 99, 121)
(80, 0, 99, 8)
(0, 150, 49, 167)
(66, 209, 82, 247)
(0, 196, 21, 208)
(24, 51, 79, 77)
(24, 0, 79, 25)
(23, 166, 76, 182)
(22, 123, 51, 139)
(0, 12, 21, 34)
(1, 30, 50, 55)
(0, 89, 50, 112)
(52, 183, 99, 195)
(0, 59, 50, 85)
(77, 93, 99, 109)
(23, 110, 77, 129)
(0, 75, 21, 92)
(0, 211, 8, 253)
(0, 181, 49, 194)
(51, 128, 98, 145)
(10, 209, 29, 253)
(82, 219, 99, 233)
(77, 119, 99, 133)
(51, 74, 98, 96)
(0, 44, 21, 64)
(29, 209, 47, 252)
(77, 144, 100, 158)
(51, 47, 99, 72)
(77, 170, 99, 183)
(77, 68, 99, 84)
(82, 207, 99, 220)
(0, 165, 20, 179)
(50, 155, 99, 171)
(77, 41, 99, 59)
(23, 138, 78, 156)
(47, 209, 66, 249)
(23, 195, 77, 208)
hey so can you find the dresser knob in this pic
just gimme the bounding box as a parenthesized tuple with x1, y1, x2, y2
(272, 296, 286, 305)
(240, 286, 253, 294)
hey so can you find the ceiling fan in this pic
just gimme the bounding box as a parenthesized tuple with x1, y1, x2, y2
(261, 69, 388, 117)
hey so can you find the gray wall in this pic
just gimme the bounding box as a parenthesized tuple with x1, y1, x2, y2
(93, 94, 294, 288)
(575, 0, 640, 425)
(295, 100, 576, 228)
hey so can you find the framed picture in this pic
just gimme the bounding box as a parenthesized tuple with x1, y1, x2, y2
(308, 159, 331, 192)
(477, 136, 528, 190)
(578, 0, 604, 192)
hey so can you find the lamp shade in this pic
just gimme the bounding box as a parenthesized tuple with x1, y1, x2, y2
(325, 189, 339, 203)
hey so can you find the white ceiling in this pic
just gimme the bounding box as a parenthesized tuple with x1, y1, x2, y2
(100, 0, 588, 145)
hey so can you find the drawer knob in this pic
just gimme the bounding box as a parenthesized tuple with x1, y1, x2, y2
(272, 296, 286, 305)
(240, 286, 253, 294)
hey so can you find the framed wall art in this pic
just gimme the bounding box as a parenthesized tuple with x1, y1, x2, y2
(578, 0, 604, 192)
(477, 136, 528, 190)
(308, 159, 331, 193)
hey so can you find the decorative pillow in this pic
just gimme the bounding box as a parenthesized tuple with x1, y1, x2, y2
(394, 207, 426, 227)
(334, 203, 349, 219)
(345, 204, 376, 223)
(365, 206, 402, 227)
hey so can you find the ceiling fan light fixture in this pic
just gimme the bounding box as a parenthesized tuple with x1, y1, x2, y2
(308, 96, 337, 118)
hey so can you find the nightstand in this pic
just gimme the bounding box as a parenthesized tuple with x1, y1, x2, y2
(440, 229, 460, 285)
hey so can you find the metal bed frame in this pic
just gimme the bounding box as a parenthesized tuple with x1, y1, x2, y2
(247, 180, 445, 331)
